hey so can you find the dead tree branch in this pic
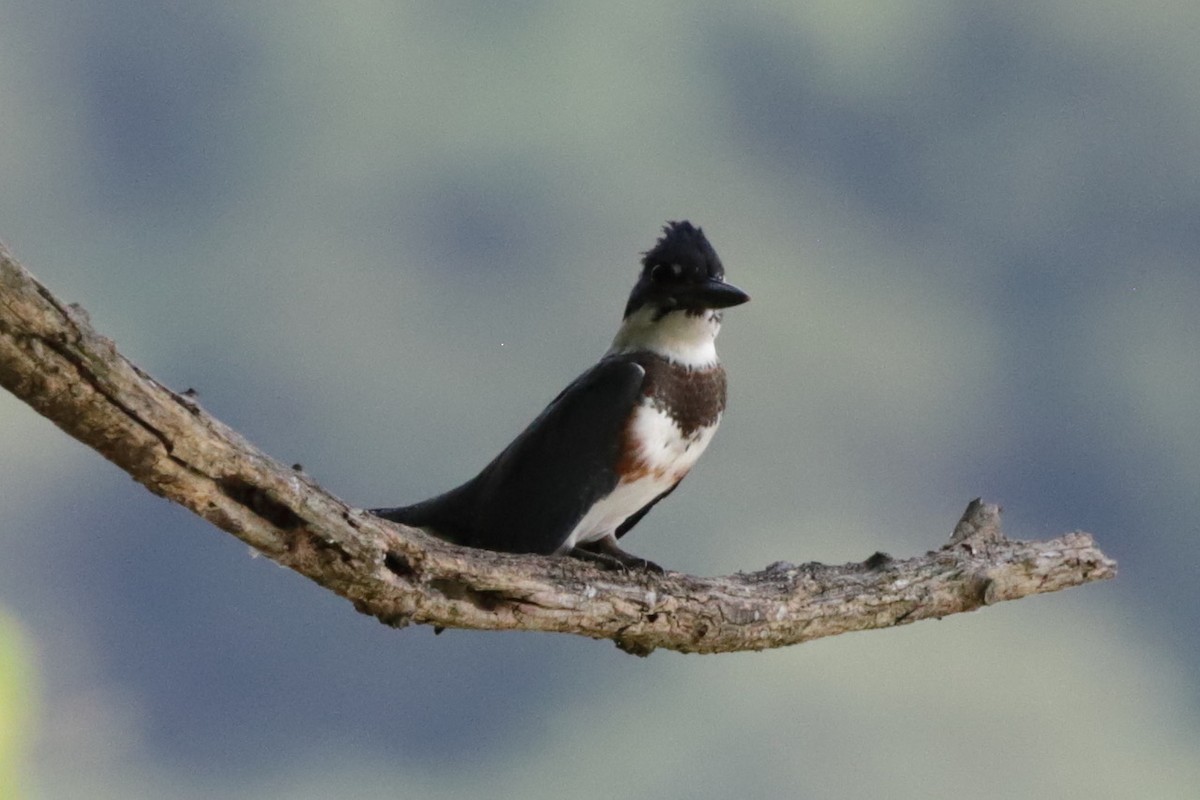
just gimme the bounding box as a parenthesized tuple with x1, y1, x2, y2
(0, 243, 1116, 655)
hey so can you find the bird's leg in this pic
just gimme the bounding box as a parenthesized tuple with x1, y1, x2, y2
(570, 536, 664, 573)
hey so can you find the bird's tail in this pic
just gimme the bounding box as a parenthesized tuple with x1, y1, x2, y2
(368, 488, 476, 547)
(370, 504, 421, 525)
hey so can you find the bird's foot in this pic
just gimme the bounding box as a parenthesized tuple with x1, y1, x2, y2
(569, 539, 664, 574)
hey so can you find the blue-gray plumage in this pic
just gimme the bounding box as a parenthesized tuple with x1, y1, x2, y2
(372, 221, 749, 571)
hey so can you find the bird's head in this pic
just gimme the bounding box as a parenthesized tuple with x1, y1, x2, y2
(623, 221, 750, 320)
(609, 221, 749, 367)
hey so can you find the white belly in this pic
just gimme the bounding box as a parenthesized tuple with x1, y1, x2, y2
(559, 402, 719, 551)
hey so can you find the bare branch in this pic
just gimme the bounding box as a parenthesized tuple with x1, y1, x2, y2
(0, 244, 1116, 655)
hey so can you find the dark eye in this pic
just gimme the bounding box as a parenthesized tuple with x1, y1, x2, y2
(651, 263, 680, 282)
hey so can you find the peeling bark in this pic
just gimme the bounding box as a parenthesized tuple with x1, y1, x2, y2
(0, 244, 1117, 655)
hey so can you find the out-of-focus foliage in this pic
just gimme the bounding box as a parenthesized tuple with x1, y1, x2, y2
(0, 612, 35, 800)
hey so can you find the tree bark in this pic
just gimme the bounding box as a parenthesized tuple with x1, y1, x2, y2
(0, 243, 1116, 655)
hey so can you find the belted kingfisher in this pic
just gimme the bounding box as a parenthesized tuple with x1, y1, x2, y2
(372, 221, 749, 572)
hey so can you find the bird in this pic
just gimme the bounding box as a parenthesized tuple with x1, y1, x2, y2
(372, 221, 749, 572)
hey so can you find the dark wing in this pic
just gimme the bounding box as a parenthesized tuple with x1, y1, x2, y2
(468, 357, 645, 553)
(376, 357, 645, 555)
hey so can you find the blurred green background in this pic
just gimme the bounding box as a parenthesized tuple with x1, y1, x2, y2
(2, 2, 1198, 798)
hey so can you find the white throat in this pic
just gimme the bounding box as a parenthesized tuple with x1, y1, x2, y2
(606, 306, 721, 368)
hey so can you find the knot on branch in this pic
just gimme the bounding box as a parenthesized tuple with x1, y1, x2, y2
(947, 498, 1006, 553)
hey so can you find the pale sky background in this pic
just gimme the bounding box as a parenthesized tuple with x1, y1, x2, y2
(2, 2, 1199, 798)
